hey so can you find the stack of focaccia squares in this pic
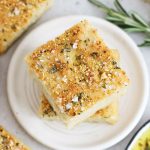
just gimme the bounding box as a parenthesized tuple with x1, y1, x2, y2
(25, 20, 129, 129)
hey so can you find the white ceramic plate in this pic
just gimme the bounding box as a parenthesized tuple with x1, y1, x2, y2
(7, 16, 149, 150)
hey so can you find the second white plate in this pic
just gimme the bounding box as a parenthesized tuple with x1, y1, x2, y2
(7, 16, 149, 150)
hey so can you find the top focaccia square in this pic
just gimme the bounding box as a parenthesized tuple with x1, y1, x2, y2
(26, 20, 129, 128)
(0, 0, 53, 53)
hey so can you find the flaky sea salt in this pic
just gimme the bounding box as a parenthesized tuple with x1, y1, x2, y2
(51, 50, 55, 53)
(56, 84, 61, 89)
(62, 75, 68, 83)
(13, 7, 20, 16)
(55, 58, 59, 61)
(72, 42, 78, 49)
(72, 95, 78, 103)
(66, 103, 72, 110)
(106, 85, 115, 90)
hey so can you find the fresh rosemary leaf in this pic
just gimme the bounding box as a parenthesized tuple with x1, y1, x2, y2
(88, 0, 150, 47)
(139, 39, 150, 47)
(145, 39, 150, 42)
(131, 12, 149, 27)
(124, 28, 147, 32)
(106, 16, 125, 26)
(114, 0, 129, 16)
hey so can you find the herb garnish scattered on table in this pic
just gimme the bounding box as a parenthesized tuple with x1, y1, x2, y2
(88, 0, 150, 47)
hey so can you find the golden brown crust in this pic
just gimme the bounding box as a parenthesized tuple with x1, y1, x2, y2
(26, 20, 129, 118)
(0, 126, 30, 150)
(0, 0, 53, 53)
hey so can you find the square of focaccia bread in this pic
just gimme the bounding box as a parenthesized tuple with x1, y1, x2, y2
(39, 50, 120, 124)
(25, 20, 129, 128)
(39, 94, 119, 124)
(0, 126, 30, 150)
(0, 0, 53, 54)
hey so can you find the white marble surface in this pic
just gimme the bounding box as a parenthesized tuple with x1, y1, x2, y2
(0, 0, 150, 149)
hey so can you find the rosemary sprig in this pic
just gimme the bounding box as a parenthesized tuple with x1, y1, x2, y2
(88, 0, 150, 47)
(139, 38, 150, 47)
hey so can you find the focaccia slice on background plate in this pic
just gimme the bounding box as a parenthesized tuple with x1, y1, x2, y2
(0, 126, 30, 150)
(25, 20, 129, 128)
(0, 0, 53, 53)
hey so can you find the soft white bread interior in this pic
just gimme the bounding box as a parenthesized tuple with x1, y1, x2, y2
(39, 94, 119, 124)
